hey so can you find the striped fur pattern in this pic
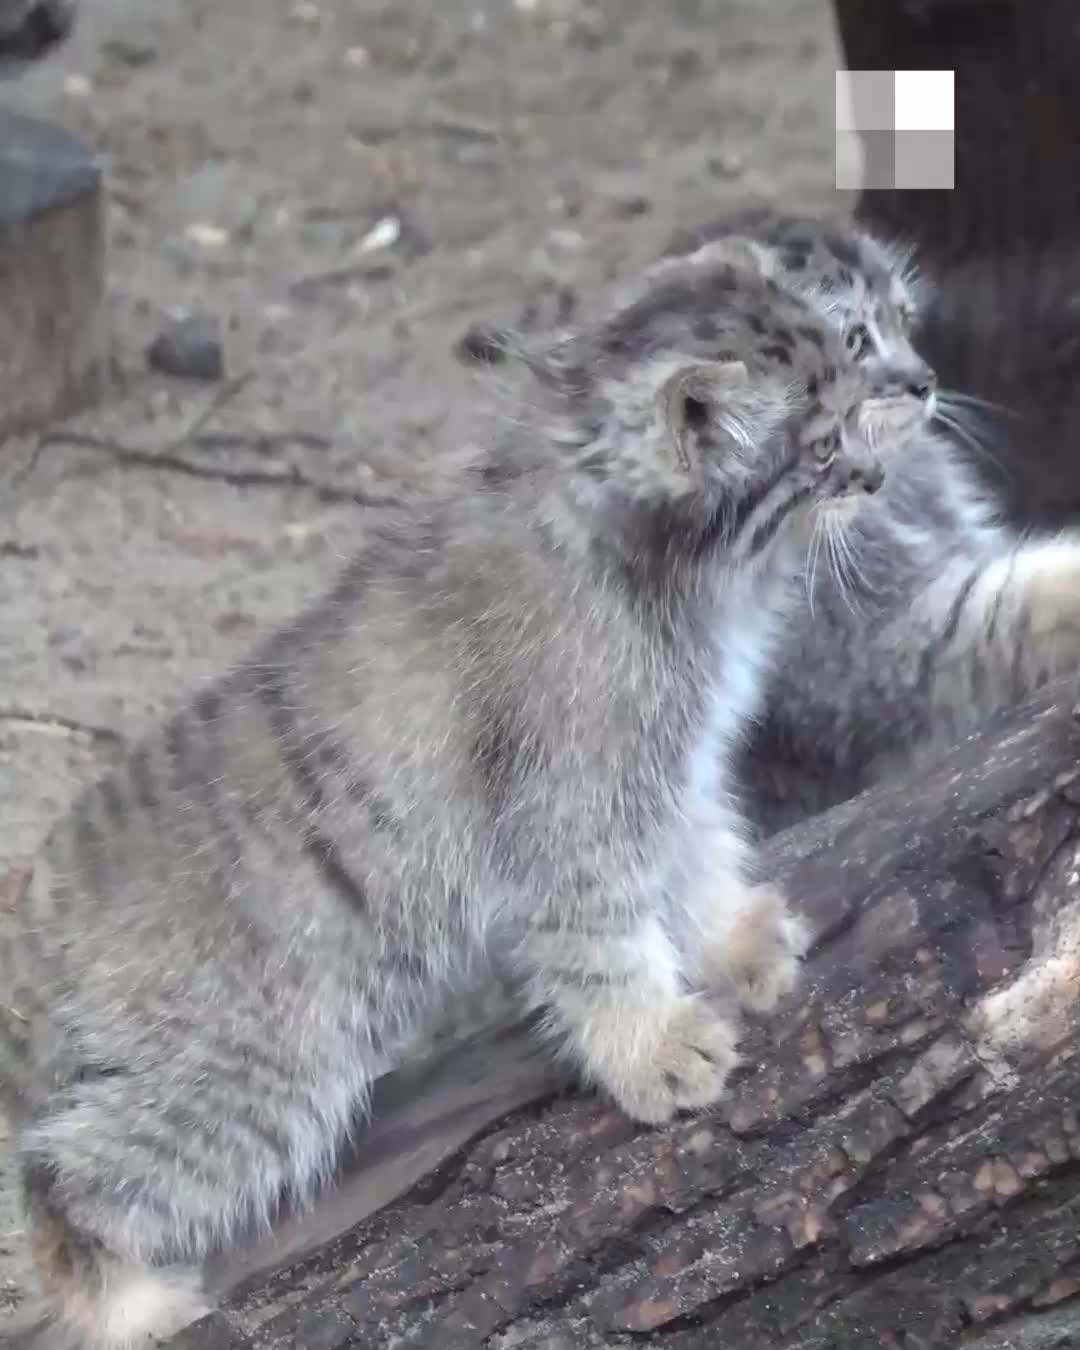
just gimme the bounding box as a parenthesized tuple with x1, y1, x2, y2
(677, 211, 1080, 827)
(1, 244, 916, 1347)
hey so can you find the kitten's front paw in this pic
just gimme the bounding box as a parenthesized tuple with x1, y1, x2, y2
(705, 884, 810, 1013)
(601, 997, 740, 1125)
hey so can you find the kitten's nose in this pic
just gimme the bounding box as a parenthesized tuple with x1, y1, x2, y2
(906, 366, 937, 401)
(842, 461, 885, 496)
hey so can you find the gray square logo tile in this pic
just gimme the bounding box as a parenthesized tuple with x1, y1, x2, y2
(850, 129, 896, 190)
(834, 130, 863, 191)
(894, 129, 954, 189)
(840, 69, 896, 132)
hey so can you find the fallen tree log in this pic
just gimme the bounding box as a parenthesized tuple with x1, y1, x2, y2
(0, 110, 103, 444)
(168, 677, 1080, 1349)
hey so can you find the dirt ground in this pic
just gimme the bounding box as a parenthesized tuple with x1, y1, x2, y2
(0, 0, 845, 1326)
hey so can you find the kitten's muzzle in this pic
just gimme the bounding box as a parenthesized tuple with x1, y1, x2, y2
(834, 457, 884, 497)
(907, 370, 936, 401)
(897, 360, 937, 413)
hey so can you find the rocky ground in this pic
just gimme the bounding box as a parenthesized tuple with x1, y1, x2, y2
(0, 0, 846, 1325)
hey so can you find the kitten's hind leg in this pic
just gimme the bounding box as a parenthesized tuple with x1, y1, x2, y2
(517, 904, 740, 1125)
(16, 1023, 364, 1348)
(21, 1158, 210, 1350)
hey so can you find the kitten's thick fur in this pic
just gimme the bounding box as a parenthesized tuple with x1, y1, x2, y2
(676, 210, 1080, 830)
(0, 246, 905, 1347)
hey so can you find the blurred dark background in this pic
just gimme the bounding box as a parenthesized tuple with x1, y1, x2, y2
(835, 0, 1080, 531)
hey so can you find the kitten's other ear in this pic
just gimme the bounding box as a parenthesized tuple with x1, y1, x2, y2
(505, 330, 606, 448)
(659, 358, 788, 472)
(507, 331, 595, 399)
(644, 235, 778, 288)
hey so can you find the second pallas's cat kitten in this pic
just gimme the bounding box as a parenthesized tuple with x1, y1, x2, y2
(0, 241, 927, 1347)
(673, 210, 1080, 829)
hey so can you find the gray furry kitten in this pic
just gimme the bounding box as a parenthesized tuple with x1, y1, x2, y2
(672, 210, 1080, 829)
(0, 240, 924, 1348)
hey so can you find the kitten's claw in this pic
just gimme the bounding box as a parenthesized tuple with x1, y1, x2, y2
(594, 996, 740, 1125)
(703, 884, 811, 1013)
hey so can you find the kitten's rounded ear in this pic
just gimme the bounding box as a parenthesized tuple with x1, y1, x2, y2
(660, 359, 751, 471)
(644, 235, 778, 288)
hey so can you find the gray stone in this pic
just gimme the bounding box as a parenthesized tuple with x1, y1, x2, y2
(147, 315, 226, 382)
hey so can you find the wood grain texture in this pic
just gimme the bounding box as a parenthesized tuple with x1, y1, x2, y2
(166, 680, 1080, 1348)
(0, 109, 103, 443)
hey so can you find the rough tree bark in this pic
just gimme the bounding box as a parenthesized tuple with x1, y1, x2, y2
(168, 679, 1080, 1349)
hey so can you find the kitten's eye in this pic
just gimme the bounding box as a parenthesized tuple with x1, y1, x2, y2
(845, 323, 872, 359)
(812, 428, 841, 465)
(681, 395, 710, 430)
(814, 441, 836, 465)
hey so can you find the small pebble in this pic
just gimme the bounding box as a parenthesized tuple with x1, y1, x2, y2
(147, 315, 225, 381)
(358, 214, 402, 253)
(185, 221, 230, 249)
(100, 37, 157, 67)
(611, 195, 651, 219)
(708, 149, 745, 179)
(289, 1, 321, 25)
(547, 228, 584, 252)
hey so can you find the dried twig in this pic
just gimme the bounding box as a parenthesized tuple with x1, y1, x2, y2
(0, 709, 123, 745)
(0, 541, 39, 559)
(24, 433, 401, 508)
(166, 371, 256, 450)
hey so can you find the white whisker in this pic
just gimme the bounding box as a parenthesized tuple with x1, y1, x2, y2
(823, 515, 854, 617)
(934, 405, 1013, 482)
(938, 389, 1017, 419)
(824, 510, 868, 617)
(805, 511, 824, 618)
(833, 512, 872, 601)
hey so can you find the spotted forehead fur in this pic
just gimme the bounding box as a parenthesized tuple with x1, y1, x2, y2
(592, 242, 842, 387)
(665, 210, 926, 332)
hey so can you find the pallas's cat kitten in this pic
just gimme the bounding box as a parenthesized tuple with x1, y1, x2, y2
(1, 240, 922, 1347)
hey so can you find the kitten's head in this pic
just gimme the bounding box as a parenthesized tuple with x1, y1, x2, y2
(517, 241, 901, 570)
(666, 211, 936, 453)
